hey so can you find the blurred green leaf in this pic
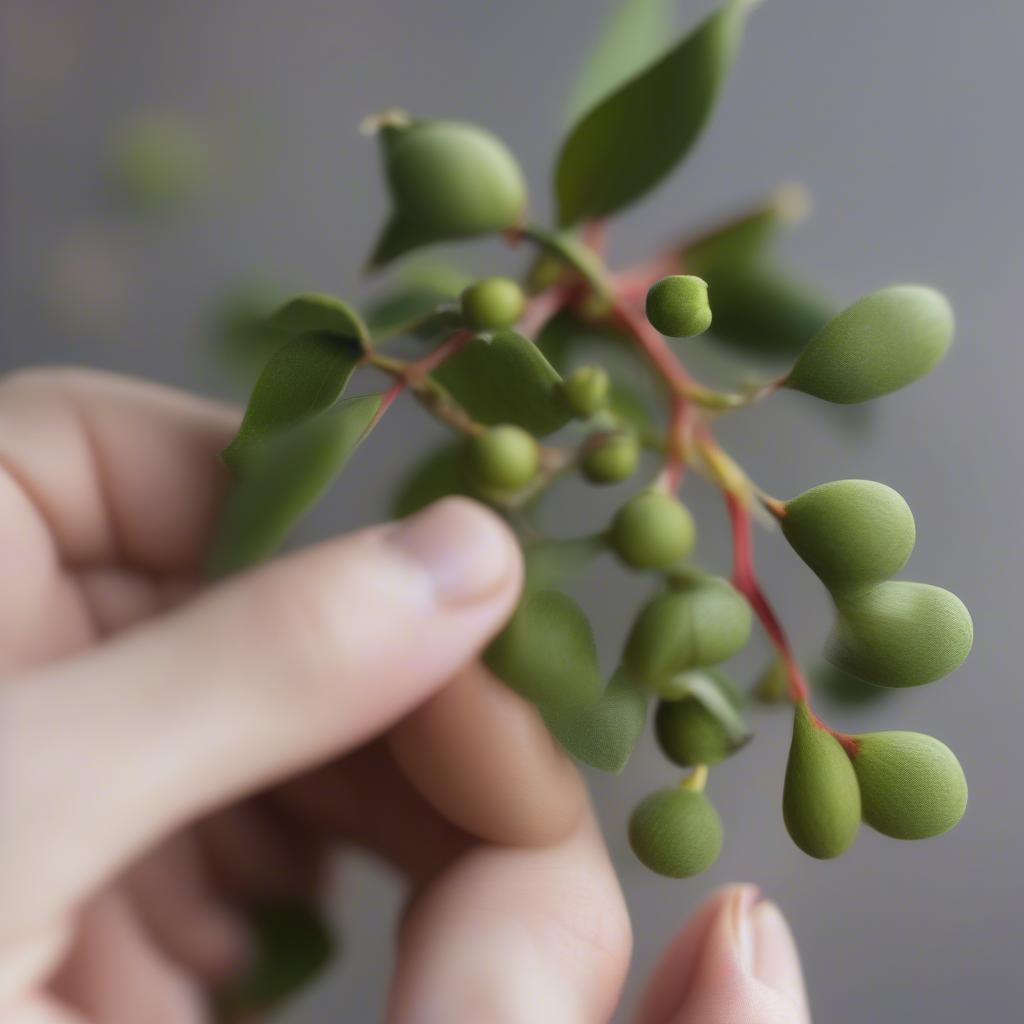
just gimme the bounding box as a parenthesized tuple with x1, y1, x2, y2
(391, 441, 471, 518)
(699, 263, 834, 358)
(679, 669, 751, 747)
(567, 0, 675, 124)
(431, 330, 570, 435)
(223, 331, 363, 468)
(813, 659, 891, 706)
(523, 534, 607, 593)
(208, 394, 381, 578)
(544, 667, 649, 773)
(364, 262, 473, 340)
(555, 0, 749, 226)
(214, 903, 334, 1018)
(486, 590, 604, 711)
(209, 281, 291, 387)
(366, 213, 436, 271)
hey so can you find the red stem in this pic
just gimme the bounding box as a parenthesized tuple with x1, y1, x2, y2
(725, 490, 809, 704)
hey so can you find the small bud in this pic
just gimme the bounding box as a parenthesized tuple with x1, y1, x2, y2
(581, 431, 639, 485)
(459, 277, 525, 331)
(561, 366, 611, 419)
(466, 425, 538, 492)
(610, 491, 695, 570)
(645, 275, 713, 338)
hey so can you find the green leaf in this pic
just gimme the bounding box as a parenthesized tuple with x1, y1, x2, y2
(678, 669, 751, 748)
(207, 394, 381, 578)
(785, 285, 955, 404)
(223, 331, 364, 468)
(209, 281, 291, 387)
(214, 903, 334, 1017)
(364, 262, 473, 340)
(263, 293, 370, 348)
(366, 213, 439, 272)
(391, 442, 471, 518)
(544, 668, 649, 773)
(523, 535, 607, 593)
(555, 0, 750, 226)
(566, 0, 675, 124)
(431, 330, 571, 436)
(485, 590, 604, 711)
(699, 262, 834, 358)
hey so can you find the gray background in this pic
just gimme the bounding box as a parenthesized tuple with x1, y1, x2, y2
(2, 1, 1021, 1021)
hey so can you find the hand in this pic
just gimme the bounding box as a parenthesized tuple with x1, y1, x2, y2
(0, 368, 810, 1023)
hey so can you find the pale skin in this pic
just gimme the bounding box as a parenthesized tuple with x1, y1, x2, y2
(0, 368, 811, 1023)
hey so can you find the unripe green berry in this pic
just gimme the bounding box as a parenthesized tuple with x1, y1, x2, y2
(645, 275, 713, 338)
(624, 577, 752, 691)
(581, 431, 639, 485)
(783, 702, 861, 859)
(851, 731, 967, 839)
(782, 480, 916, 589)
(386, 120, 527, 237)
(628, 787, 723, 878)
(610, 491, 695, 569)
(467, 425, 538, 491)
(561, 366, 611, 419)
(830, 581, 973, 687)
(459, 277, 525, 331)
(655, 670, 745, 766)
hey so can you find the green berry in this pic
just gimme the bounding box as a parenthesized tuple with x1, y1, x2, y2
(610, 491, 695, 569)
(655, 670, 746, 766)
(624, 577, 752, 691)
(829, 581, 973, 687)
(783, 702, 861, 859)
(851, 731, 967, 840)
(581, 431, 639, 484)
(562, 366, 611, 418)
(467, 425, 538, 491)
(459, 277, 525, 331)
(786, 285, 954, 404)
(386, 120, 527, 237)
(628, 787, 723, 878)
(645, 275, 713, 338)
(782, 480, 916, 589)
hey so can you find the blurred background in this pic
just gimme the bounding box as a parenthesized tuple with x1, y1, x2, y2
(2, 1, 1021, 1021)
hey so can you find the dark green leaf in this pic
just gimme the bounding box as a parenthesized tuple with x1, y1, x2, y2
(485, 590, 604, 711)
(223, 332, 364, 468)
(679, 669, 752, 748)
(567, 0, 675, 124)
(544, 667, 649, 773)
(207, 394, 381, 578)
(555, 0, 750, 226)
(431, 330, 571, 436)
(699, 262, 834, 358)
(214, 903, 334, 1017)
(364, 262, 472, 340)
(523, 535, 606, 593)
(391, 441, 471, 518)
(366, 213, 437, 271)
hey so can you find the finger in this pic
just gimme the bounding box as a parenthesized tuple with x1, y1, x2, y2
(125, 834, 250, 984)
(636, 886, 810, 1024)
(0, 997, 88, 1024)
(50, 890, 205, 1024)
(0, 367, 236, 575)
(387, 808, 632, 1024)
(388, 662, 587, 847)
(1, 499, 520, 940)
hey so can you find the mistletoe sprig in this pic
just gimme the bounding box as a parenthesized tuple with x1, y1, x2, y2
(210, 0, 972, 886)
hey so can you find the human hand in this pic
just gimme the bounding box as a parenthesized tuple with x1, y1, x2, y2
(0, 368, 809, 1022)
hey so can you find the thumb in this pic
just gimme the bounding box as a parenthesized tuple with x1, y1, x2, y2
(636, 885, 811, 1024)
(0, 498, 520, 939)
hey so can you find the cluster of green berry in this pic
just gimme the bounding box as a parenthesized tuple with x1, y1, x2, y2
(210, 0, 973, 887)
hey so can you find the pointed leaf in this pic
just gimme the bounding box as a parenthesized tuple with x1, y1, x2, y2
(485, 589, 604, 711)
(208, 394, 381, 578)
(555, 0, 750, 226)
(431, 330, 571, 435)
(364, 262, 473, 340)
(544, 668, 649, 773)
(366, 212, 437, 271)
(262, 293, 370, 348)
(678, 669, 752, 748)
(223, 331, 364, 468)
(567, 0, 675, 123)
